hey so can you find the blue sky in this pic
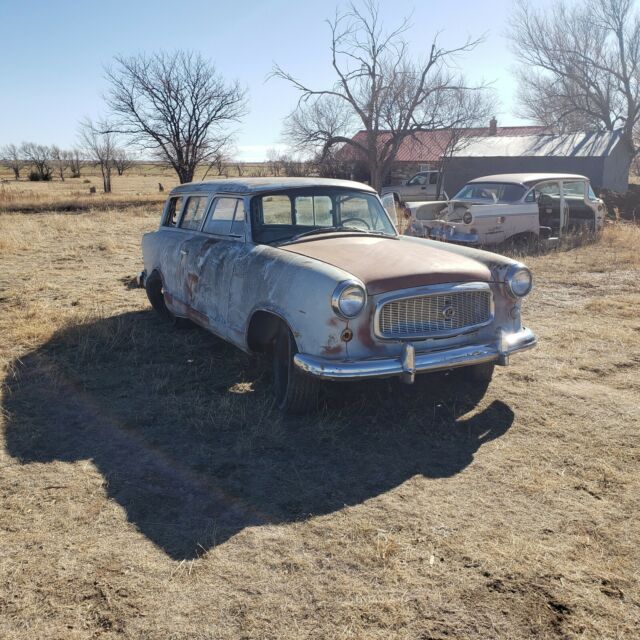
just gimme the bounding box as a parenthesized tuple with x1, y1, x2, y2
(0, 0, 554, 160)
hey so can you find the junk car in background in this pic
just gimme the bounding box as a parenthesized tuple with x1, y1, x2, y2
(393, 173, 605, 247)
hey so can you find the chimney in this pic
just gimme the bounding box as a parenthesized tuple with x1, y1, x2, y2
(489, 116, 497, 136)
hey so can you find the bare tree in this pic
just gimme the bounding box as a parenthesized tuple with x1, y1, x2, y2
(509, 0, 640, 179)
(0, 143, 24, 180)
(200, 137, 236, 180)
(104, 50, 247, 184)
(279, 152, 313, 177)
(266, 147, 284, 176)
(50, 146, 71, 182)
(80, 119, 117, 193)
(68, 149, 83, 178)
(112, 148, 134, 176)
(432, 91, 494, 198)
(272, 1, 487, 191)
(21, 143, 53, 181)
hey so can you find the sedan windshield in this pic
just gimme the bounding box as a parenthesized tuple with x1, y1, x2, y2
(453, 182, 526, 203)
(251, 188, 397, 244)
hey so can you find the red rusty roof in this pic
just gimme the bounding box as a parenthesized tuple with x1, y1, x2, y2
(339, 126, 549, 162)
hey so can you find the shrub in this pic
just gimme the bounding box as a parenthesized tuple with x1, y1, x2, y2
(28, 171, 52, 182)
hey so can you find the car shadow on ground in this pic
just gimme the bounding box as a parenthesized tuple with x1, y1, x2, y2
(3, 310, 514, 560)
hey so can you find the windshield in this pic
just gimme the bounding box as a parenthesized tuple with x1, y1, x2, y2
(453, 182, 526, 203)
(251, 188, 397, 244)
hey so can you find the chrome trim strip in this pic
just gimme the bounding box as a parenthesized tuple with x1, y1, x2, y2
(293, 327, 537, 381)
(373, 281, 494, 341)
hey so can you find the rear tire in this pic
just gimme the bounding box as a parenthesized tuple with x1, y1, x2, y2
(272, 324, 319, 414)
(145, 271, 183, 325)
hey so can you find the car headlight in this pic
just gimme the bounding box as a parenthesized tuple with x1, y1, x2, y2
(331, 280, 366, 318)
(462, 210, 473, 224)
(505, 264, 533, 298)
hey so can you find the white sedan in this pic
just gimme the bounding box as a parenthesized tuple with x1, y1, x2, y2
(395, 173, 606, 247)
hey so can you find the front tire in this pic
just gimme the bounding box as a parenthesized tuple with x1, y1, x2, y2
(272, 325, 319, 414)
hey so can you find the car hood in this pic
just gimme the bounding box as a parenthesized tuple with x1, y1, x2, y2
(280, 235, 492, 295)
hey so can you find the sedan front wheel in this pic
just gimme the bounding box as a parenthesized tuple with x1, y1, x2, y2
(272, 324, 319, 414)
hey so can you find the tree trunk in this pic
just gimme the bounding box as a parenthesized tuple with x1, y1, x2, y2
(178, 166, 194, 184)
(102, 165, 112, 193)
(13, 168, 19, 180)
(369, 163, 383, 192)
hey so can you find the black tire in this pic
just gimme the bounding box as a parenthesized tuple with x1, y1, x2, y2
(459, 362, 495, 383)
(272, 324, 319, 414)
(145, 271, 182, 326)
(449, 362, 495, 408)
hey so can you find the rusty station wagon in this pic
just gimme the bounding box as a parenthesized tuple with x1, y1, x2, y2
(138, 178, 537, 413)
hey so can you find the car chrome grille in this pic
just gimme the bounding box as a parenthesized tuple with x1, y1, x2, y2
(378, 289, 492, 339)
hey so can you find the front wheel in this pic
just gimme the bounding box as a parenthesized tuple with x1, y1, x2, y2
(272, 325, 319, 414)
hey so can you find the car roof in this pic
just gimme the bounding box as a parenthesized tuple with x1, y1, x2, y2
(170, 177, 376, 196)
(468, 173, 589, 186)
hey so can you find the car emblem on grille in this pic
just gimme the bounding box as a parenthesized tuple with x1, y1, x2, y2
(442, 304, 456, 320)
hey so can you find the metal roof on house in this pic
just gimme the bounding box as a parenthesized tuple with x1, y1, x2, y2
(339, 126, 548, 163)
(171, 177, 376, 195)
(452, 131, 621, 158)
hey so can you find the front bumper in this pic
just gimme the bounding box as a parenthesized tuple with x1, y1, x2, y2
(136, 269, 147, 288)
(428, 223, 479, 245)
(293, 327, 537, 383)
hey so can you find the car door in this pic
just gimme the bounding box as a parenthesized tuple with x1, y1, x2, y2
(403, 172, 428, 200)
(424, 172, 440, 199)
(172, 194, 211, 314)
(151, 194, 189, 308)
(185, 196, 249, 338)
(536, 181, 562, 236)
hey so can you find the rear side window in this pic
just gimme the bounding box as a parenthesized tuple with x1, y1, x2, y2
(163, 196, 184, 227)
(262, 195, 292, 224)
(203, 197, 243, 236)
(429, 173, 438, 185)
(180, 196, 209, 230)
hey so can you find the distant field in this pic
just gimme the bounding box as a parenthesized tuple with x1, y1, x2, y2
(0, 162, 278, 212)
(0, 183, 639, 638)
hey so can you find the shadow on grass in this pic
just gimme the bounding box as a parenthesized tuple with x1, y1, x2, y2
(3, 311, 514, 560)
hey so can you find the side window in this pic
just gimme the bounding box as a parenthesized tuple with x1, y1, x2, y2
(180, 196, 209, 230)
(163, 196, 184, 227)
(203, 197, 240, 235)
(261, 195, 292, 225)
(525, 189, 536, 203)
(538, 182, 560, 197)
(408, 174, 427, 186)
(429, 173, 439, 185)
(294, 195, 333, 226)
(563, 181, 586, 198)
(231, 201, 246, 236)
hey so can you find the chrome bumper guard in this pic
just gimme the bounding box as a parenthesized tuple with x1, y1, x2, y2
(293, 327, 537, 383)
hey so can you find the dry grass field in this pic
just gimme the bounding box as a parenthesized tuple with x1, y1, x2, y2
(1, 175, 639, 639)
